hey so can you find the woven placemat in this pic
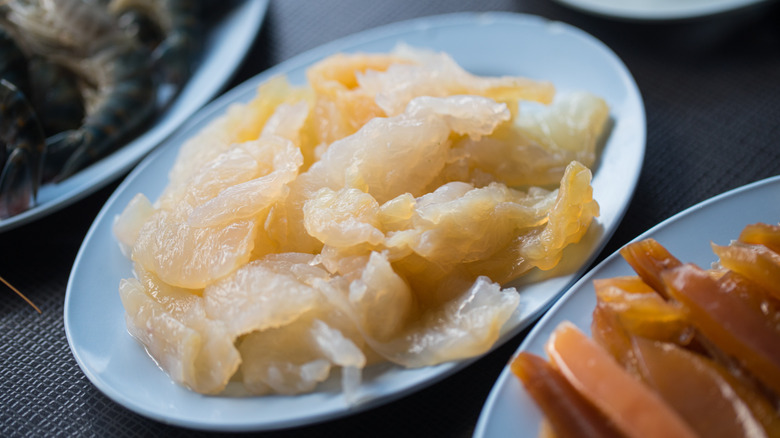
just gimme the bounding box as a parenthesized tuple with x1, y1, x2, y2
(2, 0, 780, 436)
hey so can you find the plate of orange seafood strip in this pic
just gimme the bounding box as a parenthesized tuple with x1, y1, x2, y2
(0, 1, 269, 231)
(64, 12, 644, 431)
(475, 175, 780, 438)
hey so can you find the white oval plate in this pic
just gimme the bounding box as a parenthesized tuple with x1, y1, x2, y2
(554, 0, 769, 21)
(64, 12, 645, 432)
(0, 1, 269, 233)
(474, 175, 780, 438)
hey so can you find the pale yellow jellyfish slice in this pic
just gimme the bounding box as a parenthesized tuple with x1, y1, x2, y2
(303, 187, 384, 248)
(517, 160, 599, 270)
(357, 44, 555, 116)
(135, 137, 302, 287)
(306, 52, 410, 140)
(359, 276, 519, 367)
(166, 144, 263, 211)
(439, 92, 610, 187)
(113, 193, 155, 257)
(330, 251, 416, 343)
(465, 160, 599, 283)
(516, 92, 609, 163)
(120, 279, 203, 388)
(187, 136, 303, 228)
(308, 319, 366, 402)
(384, 182, 556, 268)
(161, 99, 309, 211)
(302, 186, 389, 281)
(118, 268, 241, 394)
(374, 181, 557, 308)
(132, 206, 256, 289)
(376, 192, 417, 231)
(260, 100, 322, 172)
(163, 115, 236, 200)
(203, 253, 328, 337)
(162, 76, 310, 204)
(228, 76, 312, 144)
(261, 101, 310, 144)
(307, 95, 511, 203)
(313, 251, 518, 367)
(271, 95, 511, 253)
(314, 244, 373, 279)
(237, 311, 365, 396)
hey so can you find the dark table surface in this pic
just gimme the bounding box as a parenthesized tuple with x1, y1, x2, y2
(2, 0, 780, 436)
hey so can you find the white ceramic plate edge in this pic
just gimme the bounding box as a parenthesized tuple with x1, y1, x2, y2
(554, 0, 770, 21)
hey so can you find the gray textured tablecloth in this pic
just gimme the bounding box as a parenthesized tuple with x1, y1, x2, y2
(2, 0, 780, 436)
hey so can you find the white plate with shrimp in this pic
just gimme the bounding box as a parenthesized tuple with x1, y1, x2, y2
(0, 1, 269, 232)
(65, 12, 645, 431)
(474, 175, 780, 438)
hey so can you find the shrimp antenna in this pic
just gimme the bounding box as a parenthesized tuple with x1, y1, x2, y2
(1, 275, 41, 313)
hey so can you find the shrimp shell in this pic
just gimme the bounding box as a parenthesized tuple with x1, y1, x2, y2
(109, 0, 200, 85)
(0, 79, 45, 217)
(0, 0, 158, 180)
(28, 56, 85, 136)
(43, 43, 156, 180)
(0, 27, 30, 96)
(0, 0, 123, 59)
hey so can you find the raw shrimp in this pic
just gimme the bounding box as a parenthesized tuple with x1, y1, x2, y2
(0, 27, 29, 96)
(27, 55, 85, 137)
(0, 0, 120, 58)
(109, 0, 200, 86)
(43, 43, 156, 180)
(0, 25, 45, 216)
(0, 0, 157, 180)
(0, 79, 45, 218)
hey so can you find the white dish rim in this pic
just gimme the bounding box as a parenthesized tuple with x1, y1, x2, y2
(553, 0, 769, 21)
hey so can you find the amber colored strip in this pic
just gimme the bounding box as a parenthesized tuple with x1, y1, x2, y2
(591, 305, 637, 373)
(631, 337, 767, 438)
(712, 243, 780, 301)
(511, 351, 625, 438)
(738, 223, 780, 254)
(619, 239, 682, 298)
(546, 322, 698, 438)
(593, 276, 655, 295)
(662, 264, 780, 396)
